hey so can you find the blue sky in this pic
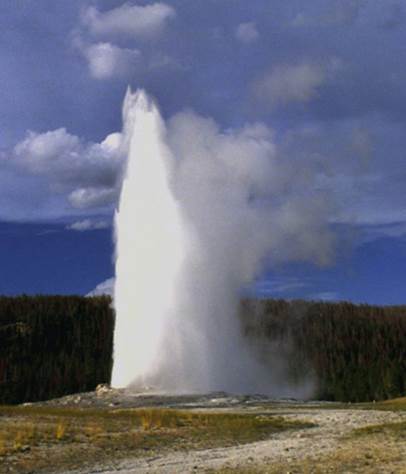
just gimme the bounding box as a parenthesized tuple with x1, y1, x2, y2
(1, 0, 406, 304)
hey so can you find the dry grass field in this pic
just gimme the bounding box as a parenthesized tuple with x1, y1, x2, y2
(0, 395, 405, 473)
(0, 404, 311, 473)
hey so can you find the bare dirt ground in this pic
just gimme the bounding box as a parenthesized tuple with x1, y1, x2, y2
(1, 389, 405, 474)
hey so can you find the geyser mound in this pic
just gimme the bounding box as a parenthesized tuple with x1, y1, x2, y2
(112, 88, 333, 397)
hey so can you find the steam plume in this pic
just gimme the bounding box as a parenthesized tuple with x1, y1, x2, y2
(112, 89, 334, 395)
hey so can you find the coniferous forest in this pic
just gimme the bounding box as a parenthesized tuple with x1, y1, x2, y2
(0, 295, 405, 404)
(240, 299, 406, 402)
(0, 296, 114, 404)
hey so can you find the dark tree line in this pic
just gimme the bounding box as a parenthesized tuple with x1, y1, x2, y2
(240, 299, 406, 402)
(0, 295, 114, 404)
(0, 295, 405, 404)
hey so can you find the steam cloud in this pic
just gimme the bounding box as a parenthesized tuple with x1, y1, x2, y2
(112, 89, 334, 395)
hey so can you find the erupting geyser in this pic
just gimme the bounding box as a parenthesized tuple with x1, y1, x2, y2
(112, 88, 330, 396)
(112, 90, 186, 388)
(112, 89, 270, 392)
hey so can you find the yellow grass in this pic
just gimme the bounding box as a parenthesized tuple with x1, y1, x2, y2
(0, 405, 313, 473)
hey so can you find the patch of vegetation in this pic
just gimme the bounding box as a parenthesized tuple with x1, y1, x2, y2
(350, 396, 406, 413)
(378, 396, 406, 411)
(0, 406, 314, 473)
(352, 420, 406, 439)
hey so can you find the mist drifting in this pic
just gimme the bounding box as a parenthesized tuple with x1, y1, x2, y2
(112, 89, 334, 396)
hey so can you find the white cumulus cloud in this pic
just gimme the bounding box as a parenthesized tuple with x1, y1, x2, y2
(14, 128, 123, 189)
(73, 3, 176, 80)
(7, 127, 125, 220)
(81, 2, 176, 39)
(82, 42, 141, 79)
(14, 128, 80, 173)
